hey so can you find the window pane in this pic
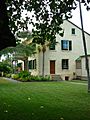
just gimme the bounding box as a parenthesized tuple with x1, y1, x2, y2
(61, 40, 72, 51)
(72, 28, 75, 34)
(49, 43, 55, 50)
(62, 59, 69, 69)
(63, 40, 68, 49)
(61, 40, 68, 50)
(76, 60, 81, 69)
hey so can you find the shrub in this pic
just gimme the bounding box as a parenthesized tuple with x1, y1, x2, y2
(18, 71, 30, 79)
(0, 62, 12, 74)
(11, 74, 19, 80)
(5, 74, 11, 78)
(11, 71, 51, 82)
(30, 75, 51, 81)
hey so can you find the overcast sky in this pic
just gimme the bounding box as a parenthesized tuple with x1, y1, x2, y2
(70, 3, 90, 33)
(28, 3, 90, 34)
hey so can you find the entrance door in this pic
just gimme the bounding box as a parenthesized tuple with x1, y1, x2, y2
(50, 60, 55, 74)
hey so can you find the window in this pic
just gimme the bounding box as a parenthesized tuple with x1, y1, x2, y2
(49, 43, 55, 50)
(65, 76, 69, 81)
(72, 28, 75, 35)
(29, 59, 36, 69)
(61, 40, 72, 50)
(76, 60, 81, 69)
(62, 59, 69, 69)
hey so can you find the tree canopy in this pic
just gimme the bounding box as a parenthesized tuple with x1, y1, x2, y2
(0, 0, 90, 50)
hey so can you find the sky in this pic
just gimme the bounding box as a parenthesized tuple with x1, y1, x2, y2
(28, 3, 90, 34)
(70, 3, 90, 33)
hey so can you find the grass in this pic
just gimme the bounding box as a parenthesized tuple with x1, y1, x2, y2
(0, 78, 90, 120)
(70, 80, 87, 83)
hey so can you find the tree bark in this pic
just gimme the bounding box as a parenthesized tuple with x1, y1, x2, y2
(42, 51, 45, 77)
(0, 0, 16, 50)
(24, 58, 29, 71)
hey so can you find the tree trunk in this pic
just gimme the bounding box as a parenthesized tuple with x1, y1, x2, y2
(0, 0, 16, 50)
(42, 51, 45, 77)
(24, 58, 29, 71)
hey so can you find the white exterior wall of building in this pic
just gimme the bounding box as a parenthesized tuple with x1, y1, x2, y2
(18, 60, 24, 71)
(81, 57, 90, 79)
(37, 20, 90, 80)
(27, 20, 90, 80)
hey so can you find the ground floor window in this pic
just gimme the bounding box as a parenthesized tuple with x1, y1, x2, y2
(76, 60, 81, 69)
(62, 59, 69, 69)
(65, 76, 69, 81)
(29, 59, 36, 69)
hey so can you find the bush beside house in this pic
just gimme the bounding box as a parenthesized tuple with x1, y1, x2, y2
(8, 71, 51, 82)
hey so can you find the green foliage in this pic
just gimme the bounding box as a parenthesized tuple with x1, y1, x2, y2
(18, 71, 30, 78)
(5, 74, 11, 78)
(5, 0, 77, 44)
(16, 31, 32, 40)
(0, 0, 88, 49)
(0, 62, 12, 74)
(27, 75, 51, 82)
(11, 71, 51, 82)
(0, 40, 36, 72)
(11, 74, 19, 80)
(5, 0, 90, 35)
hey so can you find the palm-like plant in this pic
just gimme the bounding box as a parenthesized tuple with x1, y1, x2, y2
(36, 40, 57, 76)
(0, 31, 36, 72)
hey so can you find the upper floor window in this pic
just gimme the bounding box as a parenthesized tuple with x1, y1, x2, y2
(49, 43, 55, 50)
(62, 59, 69, 69)
(72, 28, 75, 35)
(61, 40, 72, 50)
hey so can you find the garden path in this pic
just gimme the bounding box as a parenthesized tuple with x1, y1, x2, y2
(2, 77, 21, 83)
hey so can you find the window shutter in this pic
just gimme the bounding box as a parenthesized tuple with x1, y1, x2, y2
(62, 59, 63, 69)
(69, 41, 72, 50)
(34, 59, 36, 69)
(61, 40, 63, 50)
(66, 59, 69, 69)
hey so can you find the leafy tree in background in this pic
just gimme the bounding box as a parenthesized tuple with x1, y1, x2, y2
(14, 43, 36, 71)
(0, 0, 76, 51)
(0, 60, 12, 75)
(0, 31, 36, 71)
(1, 0, 90, 50)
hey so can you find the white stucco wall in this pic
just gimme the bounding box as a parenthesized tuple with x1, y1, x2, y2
(18, 60, 24, 71)
(37, 20, 90, 80)
(81, 57, 90, 77)
(28, 20, 90, 80)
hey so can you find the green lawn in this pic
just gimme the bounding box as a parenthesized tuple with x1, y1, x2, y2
(0, 78, 90, 120)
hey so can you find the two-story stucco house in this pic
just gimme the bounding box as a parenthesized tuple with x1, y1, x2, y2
(21, 20, 90, 80)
